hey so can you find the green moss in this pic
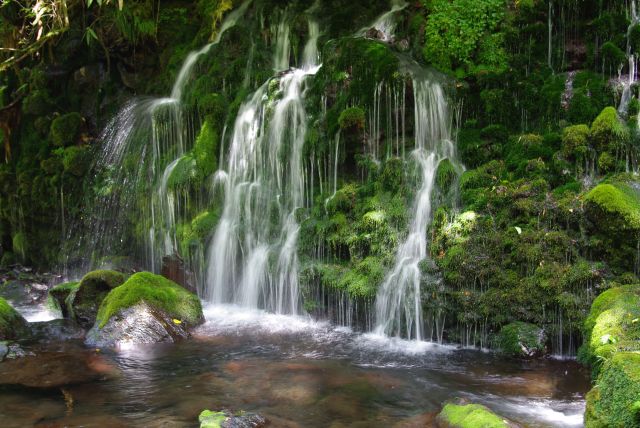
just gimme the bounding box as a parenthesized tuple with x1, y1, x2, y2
(11, 232, 27, 262)
(193, 119, 218, 179)
(584, 182, 640, 230)
(436, 158, 458, 190)
(50, 112, 83, 147)
(497, 321, 546, 357)
(95, 272, 203, 328)
(0, 297, 28, 340)
(168, 155, 197, 189)
(437, 402, 509, 428)
(62, 145, 91, 177)
(338, 106, 365, 130)
(590, 107, 629, 152)
(585, 352, 640, 428)
(48, 281, 80, 318)
(22, 90, 51, 116)
(561, 124, 590, 160)
(199, 410, 227, 428)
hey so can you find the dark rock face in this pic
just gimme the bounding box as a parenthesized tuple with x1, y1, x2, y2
(85, 302, 191, 349)
(161, 254, 196, 294)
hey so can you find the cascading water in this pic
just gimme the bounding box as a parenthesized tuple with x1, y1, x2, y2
(374, 78, 455, 341)
(618, 0, 639, 116)
(203, 18, 321, 314)
(67, 2, 251, 275)
(357, 0, 408, 41)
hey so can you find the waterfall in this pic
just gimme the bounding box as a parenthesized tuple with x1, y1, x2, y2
(65, 2, 252, 275)
(357, 0, 408, 41)
(203, 21, 322, 314)
(618, 0, 639, 116)
(373, 78, 454, 341)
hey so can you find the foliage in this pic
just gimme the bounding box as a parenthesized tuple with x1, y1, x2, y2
(496, 321, 546, 357)
(338, 107, 365, 130)
(423, 0, 508, 76)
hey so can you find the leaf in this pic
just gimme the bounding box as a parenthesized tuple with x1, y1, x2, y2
(172, 319, 182, 325)
(118, 0, 123, 10)
(514, 226, 522, 235)
(87, 0, 94, 7)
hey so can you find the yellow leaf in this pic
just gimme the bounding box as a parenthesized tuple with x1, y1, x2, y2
(172, 319, 182, 325)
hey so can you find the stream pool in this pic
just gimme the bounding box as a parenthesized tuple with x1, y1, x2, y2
(0, 303, 590, 427)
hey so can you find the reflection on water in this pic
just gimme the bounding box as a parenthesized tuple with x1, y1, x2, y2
(0, 304, 589, 427)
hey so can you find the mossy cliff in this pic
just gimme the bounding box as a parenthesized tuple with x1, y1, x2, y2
(2, 0, 640, 358)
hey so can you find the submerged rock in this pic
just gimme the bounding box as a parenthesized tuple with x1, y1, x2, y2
(496, 321, 547, 358)
(70, 270, 127, 328)
(85, 272, 203, 348)
(198, 409, 267, 428)
(436, 400, 520, 428)
(0, 351, 108, 388)
(0, 297, 30, 340)
(29, 319, 86, 342)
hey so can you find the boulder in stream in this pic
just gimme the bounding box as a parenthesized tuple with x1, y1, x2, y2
(436, 400, 521, 428)
(0, 297, 30, 340)
(199, 409, 267, 428)
(70, 270, 127, 328)
(496, 321, 547, 358)
(85, 272, 204, 348)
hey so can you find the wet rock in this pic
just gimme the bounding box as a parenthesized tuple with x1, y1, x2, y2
(436, 399, 521, 428)
(85, 302, 191, 348)
(365, 27, 386, 40)
(496, 321, 547, 358)
(0, 352, 105, 388)
(85, 272, 203, 348)
(29, 319, 85, 342)
(71, 270, 127, 328)
(0, 297, 30, 340)
(47, 281, 80, 318)
(161, 254, 197, 294)
(1, 342, 34, 360)
(198, 409, 267, 428)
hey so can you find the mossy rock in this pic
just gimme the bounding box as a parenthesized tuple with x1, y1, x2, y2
(590, 107, 629, 152)
(585, 352, 640, 428)
(47, 282, 80, 319)
(581, 284, 640, 367)
(95, 272, 203, 329)
(561, 124, 590, 160)
(50, 112, 83, 147)
(198, 409, 266, 428)
(496, 321, 547, 358)
(71, 270, 127, 328)
(22, 90, 52, 116)
(0, 297, 29, 340)
(584, 179, 640, 232)
(436, 401, 516, 428)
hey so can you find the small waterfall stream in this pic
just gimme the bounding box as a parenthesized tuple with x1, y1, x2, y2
(374, 78, 456, 341)
(203, 18, 322, 313)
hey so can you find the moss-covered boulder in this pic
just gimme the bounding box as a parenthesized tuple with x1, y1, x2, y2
(50, 112, 83, 147)
(580, 284, 640, 367)
(198, 409, 267, 428)
(71, 270, 127, 328)
(85, 272, 204, 348)
(436, 401, 518, 428)
(496, 321, 547, 358)
(47, 281, 80, 319)
(0, 297, 29, 340)
(585, 352, 640, 428)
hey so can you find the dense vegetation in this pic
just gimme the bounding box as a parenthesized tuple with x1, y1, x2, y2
(1, 0, 640, 408)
